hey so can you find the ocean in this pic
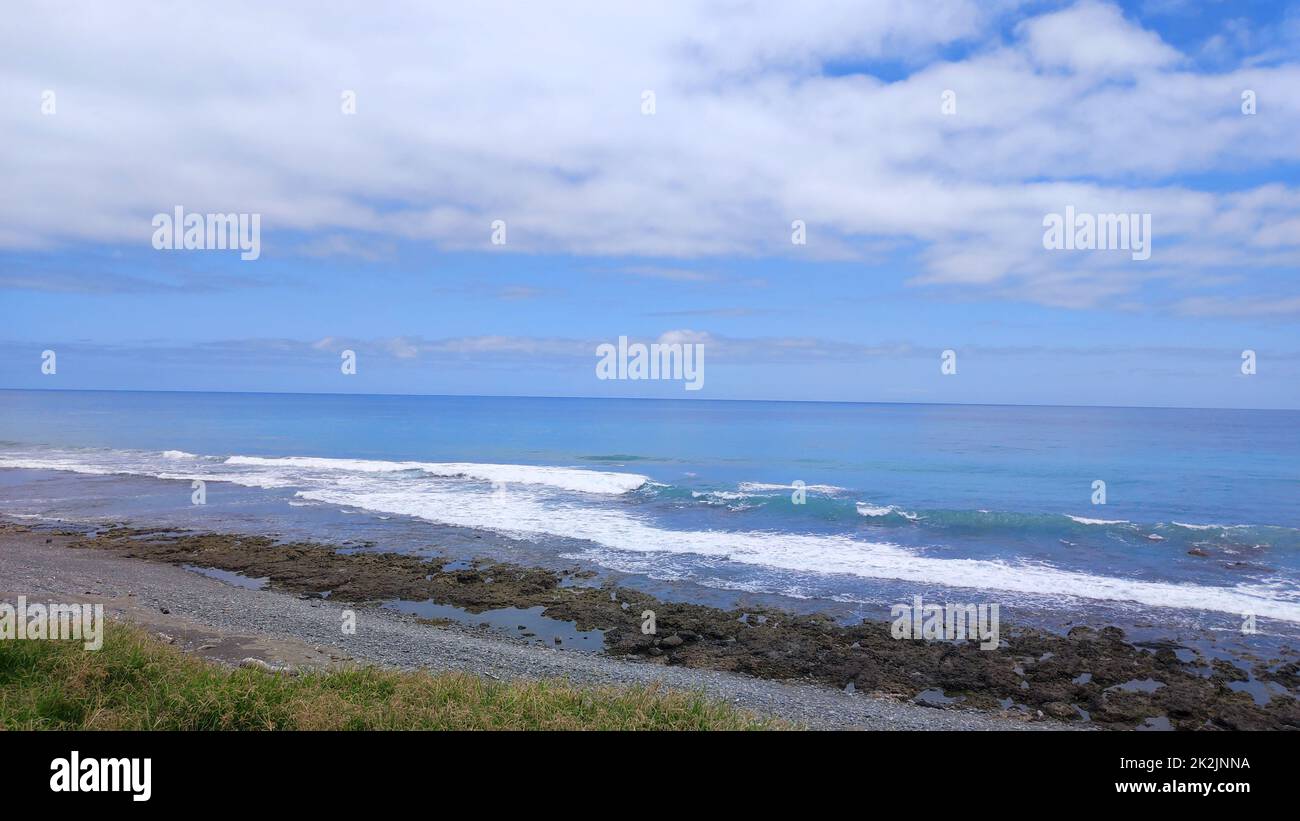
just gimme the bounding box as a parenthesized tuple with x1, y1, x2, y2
(3, 389, 1299, 649)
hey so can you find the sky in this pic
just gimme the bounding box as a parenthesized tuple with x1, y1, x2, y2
(1, 0, 1298, 408)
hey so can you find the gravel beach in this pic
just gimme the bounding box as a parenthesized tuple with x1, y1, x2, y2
(0, 522, 1064, 730)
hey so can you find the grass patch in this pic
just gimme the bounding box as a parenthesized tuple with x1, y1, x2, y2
(0, 621, 781, 730)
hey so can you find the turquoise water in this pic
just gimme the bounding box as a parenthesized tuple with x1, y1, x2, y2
(2, 389, 1299, 638)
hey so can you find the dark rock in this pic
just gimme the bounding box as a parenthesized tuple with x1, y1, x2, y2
(65, 523, 1300, 731)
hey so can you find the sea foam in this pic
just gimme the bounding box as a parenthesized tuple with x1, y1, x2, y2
(224, 455, 647, 494)
(296, 476, 1300, 624)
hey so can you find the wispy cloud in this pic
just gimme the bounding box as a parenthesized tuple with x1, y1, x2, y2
(644, 307, 781, 318)
(617, 266, 723, 283)
(1173, 295, 1300, 318)
(0, 269, 278, 295)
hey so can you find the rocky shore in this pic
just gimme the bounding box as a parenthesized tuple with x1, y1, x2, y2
(4, 519, 1296, 729)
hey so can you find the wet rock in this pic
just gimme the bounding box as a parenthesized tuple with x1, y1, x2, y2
(1212, 659, 1248, 681)
(70, 524, 1300, 731)
(239, 658, 293, 674)
(914, 689, 956, 708)
(1259, 661, 1300, 689)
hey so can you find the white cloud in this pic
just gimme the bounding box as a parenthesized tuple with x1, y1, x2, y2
(657, 329, 713, 345)
(1, 0, 1297, 311)
(1016, 0, 1181, 74)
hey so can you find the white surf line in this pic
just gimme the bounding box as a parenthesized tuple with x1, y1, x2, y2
(295, 485, 1300, 625)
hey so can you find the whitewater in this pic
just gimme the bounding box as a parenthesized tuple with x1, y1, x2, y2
(3, 446, 1299, 625)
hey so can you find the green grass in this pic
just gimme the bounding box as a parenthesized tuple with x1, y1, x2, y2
(0, 621, 780, 730)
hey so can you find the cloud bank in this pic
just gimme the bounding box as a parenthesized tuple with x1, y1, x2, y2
(2, 0, 1297, 313)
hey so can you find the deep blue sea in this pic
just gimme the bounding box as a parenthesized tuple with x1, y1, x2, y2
(3, 389, 1299, 652)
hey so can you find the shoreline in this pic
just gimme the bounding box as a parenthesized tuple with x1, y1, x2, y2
(0, 519, 1063, 731)
(3, 518, 1296, 729)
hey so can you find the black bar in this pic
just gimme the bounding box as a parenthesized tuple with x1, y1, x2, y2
(9, 729, 1287, 807)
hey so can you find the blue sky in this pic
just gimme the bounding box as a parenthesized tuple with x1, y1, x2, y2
(1, 0, 1298, 408)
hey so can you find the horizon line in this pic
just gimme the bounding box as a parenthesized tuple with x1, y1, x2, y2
(1, 386, 1295, 413)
